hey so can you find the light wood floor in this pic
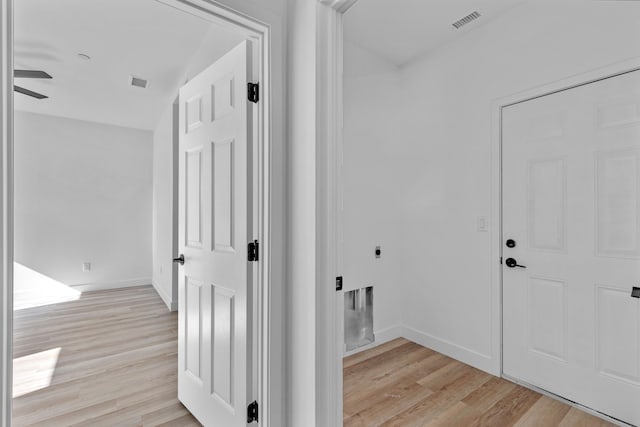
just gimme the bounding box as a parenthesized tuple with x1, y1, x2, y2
(344, 338, 617, 427)
(13, 285, 201, 426)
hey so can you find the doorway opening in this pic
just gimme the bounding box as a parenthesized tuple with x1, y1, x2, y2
(333, 1, 640, 426)
(7, 0, 271, 425)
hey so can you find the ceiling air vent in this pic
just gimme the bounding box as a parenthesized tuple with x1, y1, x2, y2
(452, 11, 481, 29)
(130, 76, 149, 89)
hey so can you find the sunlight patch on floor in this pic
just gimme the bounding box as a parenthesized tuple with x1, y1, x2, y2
(12, 347, 61, 398)
(13, 263, 81, 310)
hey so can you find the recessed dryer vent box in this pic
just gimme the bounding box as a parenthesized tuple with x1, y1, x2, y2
(344, 286, 374, 352)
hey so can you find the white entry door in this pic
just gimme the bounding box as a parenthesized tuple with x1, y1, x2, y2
(503, 69, 640, 426)
(177, 40, 256, 427)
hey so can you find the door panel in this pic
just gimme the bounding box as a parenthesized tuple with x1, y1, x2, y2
(503, 70, 640, 426)
(213, 139, 235, 252)
(527, 276, 567, 361)
(527, 157, 567, 252)
(596, 285, 640, 385)
(177, 40, 253, 427)
(596, 149, 640, 258)
(186, 149, 203, 248)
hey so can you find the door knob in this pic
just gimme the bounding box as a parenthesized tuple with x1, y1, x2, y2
(505, 258, 526, 269)
(173, 254, 185, 265)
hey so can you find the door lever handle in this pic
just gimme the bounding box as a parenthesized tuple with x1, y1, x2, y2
(173, 254, 185, 265)
(505, 258, 526, 269)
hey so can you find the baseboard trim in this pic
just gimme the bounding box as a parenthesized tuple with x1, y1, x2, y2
(152, 280, 178, 312)
(341, 324, 496, 375)
(70, 277, 152, 293)
(343, 324, 403, 357)
(401, 325, 496, 375)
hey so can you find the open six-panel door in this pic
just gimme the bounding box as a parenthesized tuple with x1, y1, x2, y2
(503, 69, 640, 426)
(177, 40, 255, 426)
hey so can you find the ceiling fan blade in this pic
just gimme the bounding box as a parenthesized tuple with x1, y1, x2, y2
(14, 69, 52, 79)
(14, 85, 48, 100)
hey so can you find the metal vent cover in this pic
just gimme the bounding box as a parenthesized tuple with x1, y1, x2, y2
(452, 11, 481, 29)
(130, 76, 149, 89)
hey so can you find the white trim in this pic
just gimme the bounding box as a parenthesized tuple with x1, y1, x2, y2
(1, 1, 284, 425)
(153, 279, 178, 311)
(342, 324, 495, 373)
(316, 3, 343, 426)
(0, 0, 12, 425)
(70, 277, 153, 293)
(342, 324, 403, 357)
(401, 326, 495, 374)
(318, 0, 358, 13)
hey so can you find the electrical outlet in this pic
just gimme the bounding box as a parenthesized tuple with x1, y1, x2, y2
(82, 262, 91, 272)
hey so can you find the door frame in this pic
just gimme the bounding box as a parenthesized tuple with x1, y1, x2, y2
(0, 0, 284, 426)
(495, 58, 640, 426)
(315, 0, 640, 423)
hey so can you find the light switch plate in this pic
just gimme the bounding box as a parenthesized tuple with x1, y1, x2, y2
(82, 262, 91, 272)
(477, 216, 489, 232)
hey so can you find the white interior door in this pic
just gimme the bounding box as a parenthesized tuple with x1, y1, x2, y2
(503, 69, 640, 426)
(177, 40, 255, 427)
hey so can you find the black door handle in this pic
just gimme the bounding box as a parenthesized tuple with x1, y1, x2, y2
(173, 254, 185, 265)
(505, 258, 526, 269)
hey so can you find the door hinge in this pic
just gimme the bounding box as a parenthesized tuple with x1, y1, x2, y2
(248, 82, 259, 103)
(248, 240, 259, 262)
(336, 276, 343, 291)
(247, 400, 259, 423)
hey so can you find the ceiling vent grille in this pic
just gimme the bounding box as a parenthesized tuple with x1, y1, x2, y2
(130, 76, 149, 89)
(452, 11, 481, 29)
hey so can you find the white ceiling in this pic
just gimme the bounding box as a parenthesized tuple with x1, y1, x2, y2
(14, 0, 244, 130)
(344, 0, 526, 67)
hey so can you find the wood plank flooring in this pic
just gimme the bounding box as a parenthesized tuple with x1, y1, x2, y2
(344, 338, 617, 427)
(13, 285, 201, 427)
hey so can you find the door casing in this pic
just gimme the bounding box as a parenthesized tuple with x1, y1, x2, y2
(0, 0, 283, 426)
(314, 0, 640, 424)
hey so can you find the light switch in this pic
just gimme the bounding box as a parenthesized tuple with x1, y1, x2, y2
(82, 262, 91, 272)
(477, 216, 489, 232)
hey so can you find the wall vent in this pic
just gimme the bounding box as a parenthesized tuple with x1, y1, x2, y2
(130, 76, 149, 89)
(452, 11, 481, 29)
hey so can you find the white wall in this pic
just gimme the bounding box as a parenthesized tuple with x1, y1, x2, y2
(286, 0, 317, 424)
(14, 111, 153, 289)
(342, 41, 403, 343)
(343, 1, 640, 374)
(152, 102, 178, 309)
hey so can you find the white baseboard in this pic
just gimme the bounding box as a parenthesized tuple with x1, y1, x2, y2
(152, 280, 178, 312)
(70, 277, 152, 293)
(400, 325, 497, 375)
(343, 324, 403, 357)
